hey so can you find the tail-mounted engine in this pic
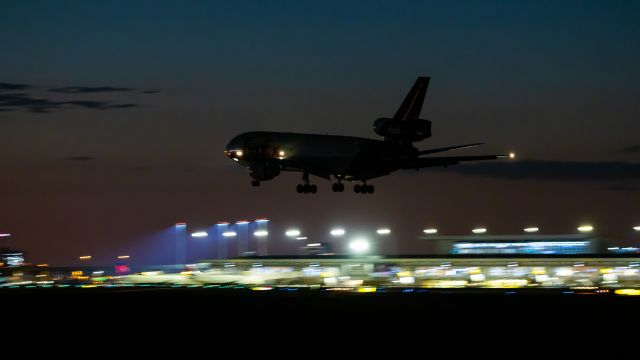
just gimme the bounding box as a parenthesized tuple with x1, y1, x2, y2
(374, 117, 432, 143)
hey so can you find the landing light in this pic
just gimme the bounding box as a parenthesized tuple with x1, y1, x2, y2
(376, 228, 391, 235)
(634, 226, 640, 231)
(577, 225, 594, 233)
(236, 150, 243, 157)
(330, 228, 345, 236)
(472, 228, 487, 234)
(285, 229, 301, 237)
(509, 152, 516, 159)
(222, 231, 237, 237)
(254, 230, 268, 237)
(191, 231, 208, 238)
(423, 228, 438, 234)
(524, 227, 539, 233)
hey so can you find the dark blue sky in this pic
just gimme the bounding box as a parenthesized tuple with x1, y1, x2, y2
(1, 1, 640, 265)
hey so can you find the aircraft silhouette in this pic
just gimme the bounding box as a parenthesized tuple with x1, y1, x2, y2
(225, 77, 512, 194)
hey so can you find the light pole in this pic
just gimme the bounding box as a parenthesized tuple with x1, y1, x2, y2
(175, 222, 187, 265)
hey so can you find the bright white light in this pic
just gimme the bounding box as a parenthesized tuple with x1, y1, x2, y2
(236, 150, 243, 157)
(349, 239, 370, 254)
(0, 233, 11, 237)
(509, 152, 516, 159)
(423, 228, 438, 234)
(255, 218, 269, 222)
(117, 255, 130, 259)
(577, 225, 594, 233)
(376, 228, 391, 235)
(472, 228, 487, 234)
(191, 231, 208, 238)
(254, 230, 268, 237)
(278, 150, 285, 158)
(634, 226, 640, 231)
(524, 227, 539, 233)
(330, 228, 345, 236)
(285, 229, 301, 237)
(222, 231, 237, 237)
(235, 220, 249, 225)
(307, 243, 321, 247)
(398, 276, 415, 284)
(175, 223, 186, 227)
(295, 236, 308, 240)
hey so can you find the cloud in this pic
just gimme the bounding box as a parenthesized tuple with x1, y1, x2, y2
(606, 185, 640, 192)
(0, 81, 151, 113)
(49, 86, 132, 93)
(440, 159, 640, 182)
(0, 82, 31, 91)
(66, 156, 96, 161)
(621, 145, 640, 153)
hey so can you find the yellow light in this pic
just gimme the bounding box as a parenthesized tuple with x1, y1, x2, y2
(37, 264, 49, 267)
(357, 287, 377, 293)
(79, 255, 91, 260)
(599, 268, 613, 274)
(397, 271, 412, 277)
(71, 271, 83, 276)
(278, 150, 285, 157)
(236, 150, 243, 157)
(509, 152, 516, 159)
(251, 286, 273, 291)
(117, 255, 130, 259)
(577, 225, 594, 232)
(615, 289, 640, 296)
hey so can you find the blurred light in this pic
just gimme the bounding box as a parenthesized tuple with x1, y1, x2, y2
(36, 264, 49, 267)
(509, 152, 516, 159)
(472, 228, 487, 234)
(376, 228, 391, 235)
(92, 271, 104, 275)
(236, 150, 243, 157)
(222, 231, 237, 237)
(524, 227, 539, 233)
(295, 236, 308, 240)
(251, 286, 273, 291)
(254, 230, 268, 237)
(357, 287, 377, 293)
(577, 225, 594, 233)
(175, 222, 186, 227)
(470, 274, 485, 282)
(634, 226, 640, 231)
(330, 228, 345, 236)
(398, 276, 415, 284)
(278, 150, 286, 159)
(423, 228, 438, 234)
(349, 239, 370, 254)
(307, 243, 321, 247)
(615, 289, 640, 296)
(0, 233, 11, 237)
(79, 255, 91, 260)
(191, 231, 208, 238)
(255, 218, 269, 222)
(235, 220, 249, 225)
(285, 229, 301, 237)
(216, 222, 229, 225)
(117, 255, 130, 259)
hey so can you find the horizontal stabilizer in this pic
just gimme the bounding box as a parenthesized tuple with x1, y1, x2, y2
(418, 142, 484, 156)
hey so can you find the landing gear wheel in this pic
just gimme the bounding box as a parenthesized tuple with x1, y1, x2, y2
(296, 184, 304, 193)
(332, 183, 339, 192)
(337, 183, 344, 192)
(251, 180, 261, 187)
(354, 184, 361, 193)
(367, 185, 375, 194)
(310, 184, 317, 193)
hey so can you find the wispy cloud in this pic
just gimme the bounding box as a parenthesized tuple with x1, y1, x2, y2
(621, 145, 640, 153)
(0, 81, 156, 113)
(440, 159, 640, 182)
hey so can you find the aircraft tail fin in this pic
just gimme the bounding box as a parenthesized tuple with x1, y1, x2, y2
(393, 77, 430, 121)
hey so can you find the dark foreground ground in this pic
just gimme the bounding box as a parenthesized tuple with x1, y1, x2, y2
(4, 287, 640, 330)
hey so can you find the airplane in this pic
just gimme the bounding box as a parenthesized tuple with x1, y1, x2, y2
(225, 76, 513, 194)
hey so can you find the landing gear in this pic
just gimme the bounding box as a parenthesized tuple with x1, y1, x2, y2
(331, 183, 345, 192)
(296, 171, 317, 194)
(354, 183, 374, 194)
(251, 180, 261, 187)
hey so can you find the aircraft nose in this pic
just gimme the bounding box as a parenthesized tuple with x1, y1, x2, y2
(225, 134, 247, 160)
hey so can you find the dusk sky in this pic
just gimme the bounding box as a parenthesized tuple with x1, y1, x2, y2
(2, 1, 640, 265)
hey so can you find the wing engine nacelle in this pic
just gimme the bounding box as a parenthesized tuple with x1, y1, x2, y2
(250, 163, 281, 181)
(373, 117, 432, 142)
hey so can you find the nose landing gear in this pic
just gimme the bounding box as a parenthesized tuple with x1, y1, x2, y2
(296, 171, 317, 194)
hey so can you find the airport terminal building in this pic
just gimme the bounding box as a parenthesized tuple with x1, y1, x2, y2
(423, 234, 608, 255)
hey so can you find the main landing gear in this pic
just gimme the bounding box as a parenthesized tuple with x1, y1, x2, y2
(331, 183, 345, 192)
(251, 180, 260, 187)
(354, 183, 374, 194)
(296, 171, 317, 194)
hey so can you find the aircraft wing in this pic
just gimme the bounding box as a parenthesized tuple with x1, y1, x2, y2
(417, 142, 483, 156)
(404, 155, 507, 169)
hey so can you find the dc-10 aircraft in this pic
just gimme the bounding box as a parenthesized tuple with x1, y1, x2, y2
(225, 76, 513, 194)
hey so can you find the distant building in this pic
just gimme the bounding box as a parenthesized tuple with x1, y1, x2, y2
(1, 247, 25, 267)
(422, 234, 607, 255)
(299, 242, 333, 256)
